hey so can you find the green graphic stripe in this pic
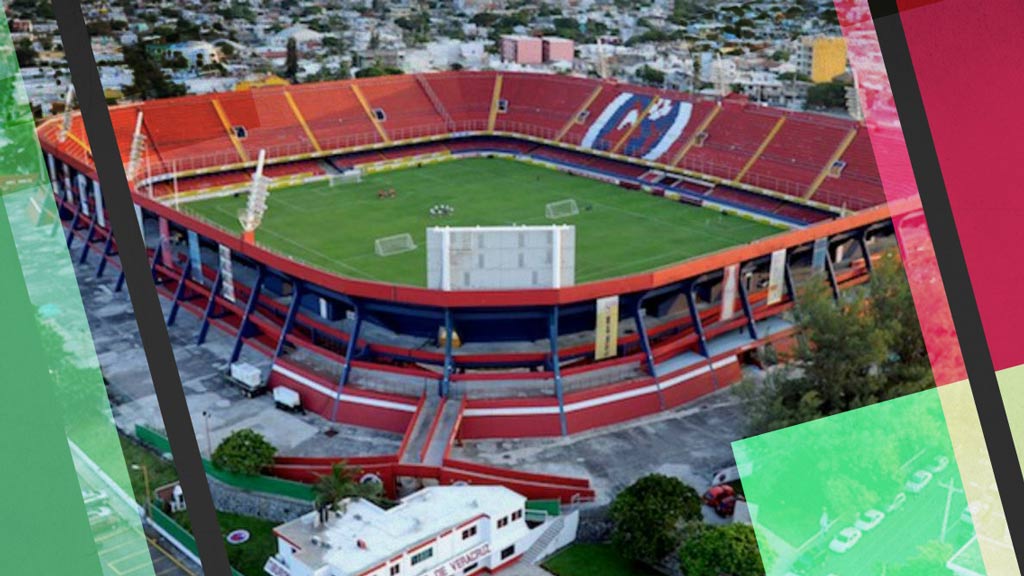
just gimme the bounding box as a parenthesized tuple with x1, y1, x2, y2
(734, 388, 982, 575)
(0, 8, 155, 576)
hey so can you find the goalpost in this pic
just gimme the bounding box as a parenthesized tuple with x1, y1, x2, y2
(375, 233, 417, 257)
(545, 199, 579, 219)
(329, 169, 363, 187)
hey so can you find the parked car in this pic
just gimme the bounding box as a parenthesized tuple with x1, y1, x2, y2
(905, 470, 933, 493)
(854, 509, 885, 531)
(886, 492, 907, 513)
(829, 527, 862, 554)
(81, 488, 108, 506)
(87, 506, 113, 527)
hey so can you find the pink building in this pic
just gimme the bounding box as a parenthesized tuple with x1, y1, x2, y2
(500, 36, 543, 65)
(542, 37, 575, 63)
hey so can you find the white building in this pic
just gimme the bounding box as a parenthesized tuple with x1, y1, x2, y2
(265, 486, 536, 576)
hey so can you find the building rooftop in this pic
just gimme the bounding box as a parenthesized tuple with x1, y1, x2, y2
(275, 485, 526, 575)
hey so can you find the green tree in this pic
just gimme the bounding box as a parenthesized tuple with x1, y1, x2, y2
(678, 524, 765, 576)
(610, 474, 702, 564)
(740, 248, 934, 434)
(636, 65, 665, 86)
(124, 45, 186, 99)
(806, 81, 848, 109)
(313, 462, 385, 512)
(284, 37, 299, 81)
(211, 429, 276, 476)
(15, 38, 37, 68)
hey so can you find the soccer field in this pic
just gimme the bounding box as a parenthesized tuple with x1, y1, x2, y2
(183, 157, 780, 286)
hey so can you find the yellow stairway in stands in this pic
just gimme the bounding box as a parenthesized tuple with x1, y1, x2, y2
(556, 85, 604, 142)
(670, 104, 721, 167)
(487, 74, 504, 132)
(733, 116, 786, 183)
(804, 127, 859, 200)
(351, 84, 391, 143)
(283, 90, 322, 153)
(210, 98, 249, 163)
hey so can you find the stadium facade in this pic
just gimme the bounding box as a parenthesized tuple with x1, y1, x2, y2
(38, 71, 896, 453)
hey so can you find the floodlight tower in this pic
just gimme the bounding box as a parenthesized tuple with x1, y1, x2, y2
(126, 111, 147, 184)
(239, 149, 270, 245)
(57, 85, 75, 143)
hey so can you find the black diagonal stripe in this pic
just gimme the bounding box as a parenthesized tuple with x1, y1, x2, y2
(51, 1, 231, 573)
(868, 0, 1024, 565)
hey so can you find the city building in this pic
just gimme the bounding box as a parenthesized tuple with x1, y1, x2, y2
(500, 35, 542, 65)
(264, 486, 533, 576)
(796, 36, 848, 83)
(542, 37, 574, 63)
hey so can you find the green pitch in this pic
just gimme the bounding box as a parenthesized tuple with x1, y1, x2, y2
(183, 157, 780, 286)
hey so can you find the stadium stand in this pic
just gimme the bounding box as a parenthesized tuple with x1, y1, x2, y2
(215, 88, 318, 159)
(47, 72, 885, 217)
(358, 75, 448, 139)
(742, 117, 850, 193)
(496, 73, 600, 137)
(423, 71, 495, 126)
(813, 128, 886, 210)
(141, 96, 242, 166)
(288, 82, 384, 149)
(681, 103, 782, 181)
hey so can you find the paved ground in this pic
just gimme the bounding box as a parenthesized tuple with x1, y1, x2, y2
(72, 256, 402, 458)
(451, 383, 755, 507)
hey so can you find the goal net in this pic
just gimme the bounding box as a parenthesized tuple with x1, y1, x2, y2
(375, 233, 417, 257)
(329, 169, 362, 187)
(545, 199, 579, 219)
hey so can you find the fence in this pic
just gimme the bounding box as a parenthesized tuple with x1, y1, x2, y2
(149, 505, 246, 576)
(135, 425, 314, 502)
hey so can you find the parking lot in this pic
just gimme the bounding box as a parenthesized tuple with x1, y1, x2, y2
(74, 442, 202, 576)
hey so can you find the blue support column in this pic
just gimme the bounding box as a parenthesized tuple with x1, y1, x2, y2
(65, 204, 81, 248)
(859, 231, 874, 274)
(550, 306, 568, 437)
(114, 270, 126, 293)
(95, 234, 115, 278)
(634, 296, 657, 377)
(440, 309, 454, 398)
(737, 271, 759, 340)
(196, 270, 223, 345)
(229, 266, 266, 364)
(78, 218, 96, 264)
(150, 244, 163, 284)
(685, 282, 709, 358)
(273, 281, 304, 362)
(784, 258, 797, 303)
(634, 295, 664, 409)
(330, 303, 363, 424)
(166, 258, 192, 327)
(824, 245, 840, 301)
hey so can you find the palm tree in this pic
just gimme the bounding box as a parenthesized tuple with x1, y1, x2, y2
(312, 461, 385, 516)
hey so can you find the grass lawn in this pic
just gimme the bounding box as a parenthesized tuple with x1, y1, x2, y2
(543, 543, 662, 576)
(183, 157, 779, 286)
(174, 510, 279, 576)
(119, 433, 179, 505)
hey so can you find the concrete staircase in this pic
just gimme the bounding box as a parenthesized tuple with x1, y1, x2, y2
(399, 393, 440, 463)
(521, 516, 566, 564)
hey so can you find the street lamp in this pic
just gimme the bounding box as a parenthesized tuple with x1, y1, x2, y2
(202, 410, 212, 457)
(131, 463, 151, 517)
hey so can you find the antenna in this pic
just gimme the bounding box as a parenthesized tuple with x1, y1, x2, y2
(239, 149, 270, 244)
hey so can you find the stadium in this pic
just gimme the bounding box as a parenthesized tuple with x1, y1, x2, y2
(39, 71, 896, 502)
